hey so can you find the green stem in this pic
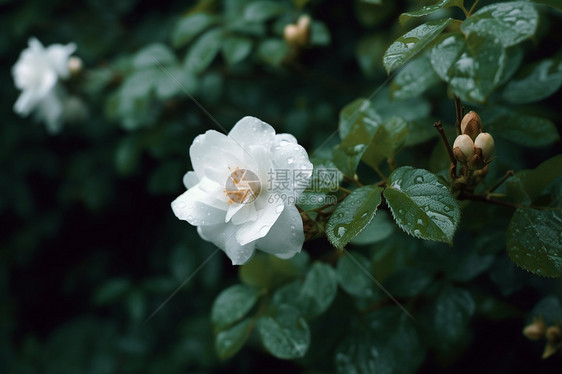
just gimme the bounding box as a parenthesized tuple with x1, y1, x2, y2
(487, 170, 514, 194)
(373, 166, 387, 181)
(467, 0, 480, 17)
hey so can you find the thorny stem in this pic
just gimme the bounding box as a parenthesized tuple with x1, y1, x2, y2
(460, 5, 470, 17)
(454, 96, 463, 136)
(433, 121, 457, 178)
(460, 192, 562, 211)
(487, 170, 514, 194)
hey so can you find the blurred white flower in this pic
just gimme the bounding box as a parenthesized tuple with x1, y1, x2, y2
(172, 116, 313, 265)
(12, 37, 77, 133)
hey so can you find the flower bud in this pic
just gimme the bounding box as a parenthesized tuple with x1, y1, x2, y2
(460, 111, 482, 140)
(68, 56, 83, 75)
(542, 341, 559, 359)
(284, 24, 301, 45)
(284, 15, 311, 48)
(523, 319, 547, 341)
(453, 134, 474, 163)
(474, 132, 495, 161)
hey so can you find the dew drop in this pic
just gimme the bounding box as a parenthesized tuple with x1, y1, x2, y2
(335, 225, 347, 238)
(414, 175, 424, 184)
(275, 205, 284, 213)
(287, 157, 294, 164)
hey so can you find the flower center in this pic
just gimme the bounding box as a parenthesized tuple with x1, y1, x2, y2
(224, 168, 261, 204)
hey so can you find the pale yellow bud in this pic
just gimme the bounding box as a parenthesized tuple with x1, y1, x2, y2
(284, 24, 301, 45)
(546, 325, 561, 343)
(460, 111, 482, 140)
(68, 56, 83, 75)
(474, 132, 495, 161)
(523, 319, 547, 341)
(452, 134, 474, 163)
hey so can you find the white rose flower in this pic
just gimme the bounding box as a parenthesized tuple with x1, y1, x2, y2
(12, 37, 77, 133)
(172, 116, 313, 265)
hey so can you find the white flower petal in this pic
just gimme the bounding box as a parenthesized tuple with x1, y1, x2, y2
(230, 203, 257, 225)
(256, 205, 304, 259)
(236, 201, 284, 245)
(198, 224, 256, 265)
(183, 171, 199, 189)
(37, 89, 64, 134)
(14, 89, 42, 116)
(190, 130, 244, 182)
(46, 43, 77, 78)
(171, 184, 228, 226)
(229, 116, 276, 148)
(271, 137, 313, 198)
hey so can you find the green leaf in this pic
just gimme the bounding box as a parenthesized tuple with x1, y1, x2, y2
(362, 116, 409, 169)
(383, 18, 452, 73)
(430, 32, 506, 103)
(184, 28, 223, 74)
(461, 1, 539, 48)
(404, 117, 440, 146)
(271, 264, 338, 319)
(384, 167, 460, 244)
(503, 57, 562, 104)
(532, 296, 562, 324)
(350, 210, 395, 245)
(222, 35, 253, 65)
(257, 38, 289, 66)
(239, 252, 307, 289)
(532, 0, 562, 10)
(172, 13, 217, 48)
(506, 155, 562, 204)
(431, 286, 475, 348)
(215, 319, 253, 360)
(133, 43, 177, 69)
(485, 107, 560, 147)
(310, 21, 331, 46)
(400, 0, 464, 24)
(336, 310, 425, 374)
(332, 142, 367, 178)
(339, 98, 382, 139)
(390, 53, 441, 100)
(211, 284, 260, 331)
(507, 208, 562, 278)
(384, 268, 433, 298)
(336, 252, 375, 298)
(244, 1, 286, 22)
(257, 304, 310, 359)
(297, 262, 338, 318)
(326, 186, 384, 249)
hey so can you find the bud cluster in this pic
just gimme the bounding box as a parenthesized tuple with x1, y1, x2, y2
(284, 15, 311, 48)
(452, 111, 495, 170)
(523, 318, 562, 359)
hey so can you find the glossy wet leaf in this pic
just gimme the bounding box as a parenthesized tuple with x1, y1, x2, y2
(339, 98, 382, 139)
(383, 18, 452, 73)
(384, 167, 460, 244)
(239, 252, 306, 289)
(215, 319, 253, 359)
(503, 57, 562, 104)
(211, 284, 260, 331)
(507, 208, 562, 278)
(337, 252, 375, 298)
(298, 262, 338, 318)
(485, 107, 560, 147)
(222, 35, 253, 65)
(390, 53, 441, 100)
(257, 304, 310, 359)
(332, 142, 367, 178)
(326, 185, 384, 249)
(400, 0, 464, 24)
(431, 32, 506, 103)
(350, 210, 394, 245)
(184, 28, 223, 74)
(172, 13, 217, 48)
(362, 116, 409, 169)
(461, 1, 539, 48)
